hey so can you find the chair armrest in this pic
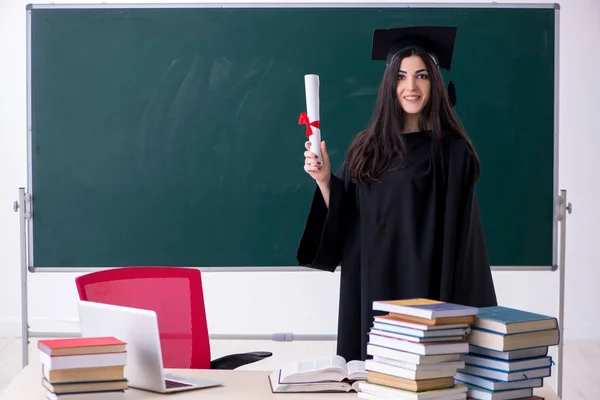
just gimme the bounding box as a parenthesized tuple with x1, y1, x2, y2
(210, 351, 272, 370)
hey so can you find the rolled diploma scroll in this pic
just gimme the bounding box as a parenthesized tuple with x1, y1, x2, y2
(304, 74, 322, 164)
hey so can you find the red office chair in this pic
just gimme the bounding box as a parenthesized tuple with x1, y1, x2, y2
(75, 266, 271, 369)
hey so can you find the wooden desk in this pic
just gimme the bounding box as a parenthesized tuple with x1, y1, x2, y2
(0, 366, 561, 399)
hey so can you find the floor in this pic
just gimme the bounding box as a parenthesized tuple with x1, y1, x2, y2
(0, 337, 598, 399)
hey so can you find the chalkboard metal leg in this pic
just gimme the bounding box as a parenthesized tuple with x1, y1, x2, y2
(27, 331, 338, 342)
(556, 189, 571, 399)
(208, 333, 337, 341)
(14, 187, 31, 368)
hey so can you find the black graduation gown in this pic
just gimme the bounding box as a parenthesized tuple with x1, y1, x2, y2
(297, 131, 498, 362)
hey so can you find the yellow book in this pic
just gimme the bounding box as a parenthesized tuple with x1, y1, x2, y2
(373, 298, 478, 320)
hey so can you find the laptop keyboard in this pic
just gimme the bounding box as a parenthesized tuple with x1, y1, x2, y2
(165, 379, 193, 389)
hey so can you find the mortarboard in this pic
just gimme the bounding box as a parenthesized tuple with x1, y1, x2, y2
(371, 26, 458, 105)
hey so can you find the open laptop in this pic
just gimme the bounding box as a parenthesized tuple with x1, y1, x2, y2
(77, 300, 221, 393)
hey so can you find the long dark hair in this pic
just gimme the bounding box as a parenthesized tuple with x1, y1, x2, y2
(346, 46, 480, 183)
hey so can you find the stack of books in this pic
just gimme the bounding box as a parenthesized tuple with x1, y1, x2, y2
(455, 306, 559, 400)
(38, 337, 128, 400)
(357, 298, 477, 400)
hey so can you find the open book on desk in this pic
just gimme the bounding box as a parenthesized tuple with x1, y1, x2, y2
(268, 355, 366, 393)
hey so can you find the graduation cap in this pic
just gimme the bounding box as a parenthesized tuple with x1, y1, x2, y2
(371, 26, 458, 106)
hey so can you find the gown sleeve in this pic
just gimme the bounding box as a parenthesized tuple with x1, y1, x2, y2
(440, 139, 498, 307)
(296, 162, 353, 272)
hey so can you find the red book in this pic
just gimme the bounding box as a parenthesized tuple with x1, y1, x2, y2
(38, 337, 126, 356)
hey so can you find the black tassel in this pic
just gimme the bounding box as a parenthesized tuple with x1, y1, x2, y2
(448, 80, 456, 107)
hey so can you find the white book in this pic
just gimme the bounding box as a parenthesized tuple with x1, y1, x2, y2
(278, 355, 366, 384)
(267, 355, 366, 393)
(365, 360, 458, 380)
(372, 355, 465, 371)
(39, 351, 127, 370)
(358, 392, 467, 400)
(369, 333, 469, 355)
(367, 344, 462, 365)
(46, 389, 125, 400)
(269, 372, 360, 393)
(358, 381, 468, 400)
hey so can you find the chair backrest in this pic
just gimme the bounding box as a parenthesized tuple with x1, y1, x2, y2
(75, 266, 211, 369)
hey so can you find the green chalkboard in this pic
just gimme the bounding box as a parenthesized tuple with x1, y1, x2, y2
(27, 4, 558, 269)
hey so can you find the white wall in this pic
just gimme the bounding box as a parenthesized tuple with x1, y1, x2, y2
(1, 0, 598, 350)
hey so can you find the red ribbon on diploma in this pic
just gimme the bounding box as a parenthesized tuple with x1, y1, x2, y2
(298, 112, 320, 138)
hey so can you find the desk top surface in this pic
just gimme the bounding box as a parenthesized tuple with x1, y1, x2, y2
(0, 366, 561, 400)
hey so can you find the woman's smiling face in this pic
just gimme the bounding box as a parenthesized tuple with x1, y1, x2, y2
(396, 54, 431, 116)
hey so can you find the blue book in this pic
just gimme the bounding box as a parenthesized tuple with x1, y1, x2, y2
(454, 372, 543, 391)
(474, 306, 557, 334)
(469, 344, 548, 361)
(462, 353, 552, 372)
(458, 363, 551, 382)
(460, 382, 534, 399)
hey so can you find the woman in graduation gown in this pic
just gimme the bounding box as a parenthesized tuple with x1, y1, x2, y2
(296, 26, 498, 362)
